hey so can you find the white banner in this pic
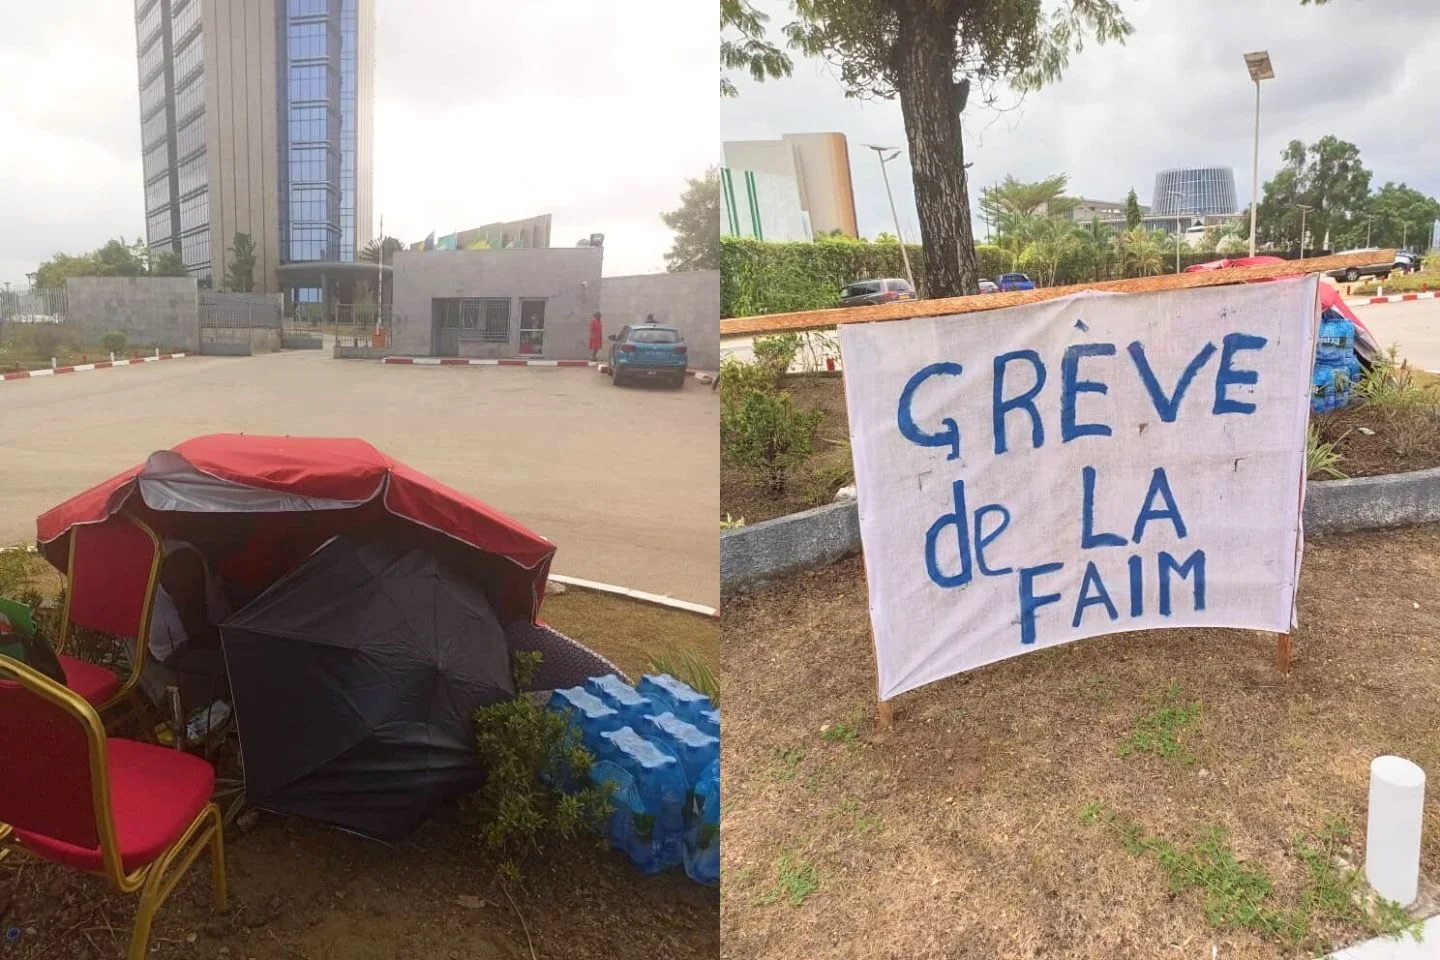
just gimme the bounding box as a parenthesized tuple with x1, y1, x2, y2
(840, 277, 1317, 700)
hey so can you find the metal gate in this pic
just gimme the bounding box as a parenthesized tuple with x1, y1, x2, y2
(199, 292, 282, 355)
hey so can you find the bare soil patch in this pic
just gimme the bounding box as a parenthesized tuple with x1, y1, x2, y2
(721, 525, 1440, 959)
(0, 590, 718, 960)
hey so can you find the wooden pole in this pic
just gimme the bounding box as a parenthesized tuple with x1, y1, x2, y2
(720, 250, 1393, 338)
(860, 535, 893, 730)
(1275, 633, 1293, 675)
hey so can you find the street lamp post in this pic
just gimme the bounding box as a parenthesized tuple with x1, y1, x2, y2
(1295, 203, 1313, 261)
(1169, 190, 1185, 274)
(863, 144, 915, 291)
(1243, 51, 1274, 258)
(1364, 215, 1377, 248)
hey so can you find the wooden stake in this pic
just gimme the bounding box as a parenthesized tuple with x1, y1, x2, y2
(876, 695, 893, 731)
(720, 250, 1393, 338)
(1275, 632, 1293, 675)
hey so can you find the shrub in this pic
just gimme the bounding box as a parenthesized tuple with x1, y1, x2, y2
(100, 330, 128, 355)
(720, 384, 823, 494)
(718, 356, 775, 412)
(22, 323, 61, 361)
(470, 651, 611, 877)
(751, 333, 800, 383)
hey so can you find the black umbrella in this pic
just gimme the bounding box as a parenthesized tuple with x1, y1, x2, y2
(221, 535, 515, 840)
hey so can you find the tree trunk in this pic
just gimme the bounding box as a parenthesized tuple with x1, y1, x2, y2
(893, 8, 977, 298)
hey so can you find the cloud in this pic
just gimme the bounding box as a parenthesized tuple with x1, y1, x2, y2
(0, 0, 714, 285)
(722, 0, 1440, 243)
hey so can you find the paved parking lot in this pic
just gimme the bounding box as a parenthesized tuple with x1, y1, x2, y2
(1350, 298, 1440, 371)
(0, 351, 718, 605)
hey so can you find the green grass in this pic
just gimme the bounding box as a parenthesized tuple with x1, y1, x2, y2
(820, 718, 860, 744)
(1117, 682, 1202, 764)
(754, 855, 821, 907)
(646, 646, 719, 705)
(0, 546, 38, 598)
(1080, 804, 1424, 951)
(769, 745, 805, 781)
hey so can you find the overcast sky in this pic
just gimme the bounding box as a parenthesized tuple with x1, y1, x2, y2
(0, 0, 715, 287)
(722, 0, 1440, 244)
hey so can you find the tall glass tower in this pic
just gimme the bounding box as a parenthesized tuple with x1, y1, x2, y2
(133, 0, 373, 295)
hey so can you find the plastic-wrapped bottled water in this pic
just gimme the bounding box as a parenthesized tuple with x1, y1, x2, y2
(595, 726, 687, 872)
(637, 673, 713, 726)
(547, 686, 621, 754)
(697, 709, 720, 738)
(585, 673, 655, 729)
(683, 758, 720, 886)
(642, 712, 720, 788)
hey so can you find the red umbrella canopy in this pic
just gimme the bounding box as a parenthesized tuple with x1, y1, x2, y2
(37, 434, 555, 624)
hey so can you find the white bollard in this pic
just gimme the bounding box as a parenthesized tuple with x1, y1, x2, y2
(50, 357, 56, 369)
(1365, 755, 1426, 906)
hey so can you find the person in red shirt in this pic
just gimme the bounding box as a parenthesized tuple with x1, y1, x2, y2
(588, 312, 603, 361)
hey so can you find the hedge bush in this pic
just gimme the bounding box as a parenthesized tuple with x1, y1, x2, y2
(721, 236, 1013, 318)
(720, 235, 1243, 318)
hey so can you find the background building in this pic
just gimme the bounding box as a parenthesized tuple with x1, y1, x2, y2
(1068, 197, 1149, 224)
(133, 0, 375, 298)
(1151, 166, 1239, 219)
(720, 168, 812, 242)
(722, 133, 858, 238)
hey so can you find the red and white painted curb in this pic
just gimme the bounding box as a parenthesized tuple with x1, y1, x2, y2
(548, 573, 719, 619)
(382, 356, 594, 368)
(1, 353, 187, 383)
(1344, 290, 1440, 308)
(383, 356, 717, 382)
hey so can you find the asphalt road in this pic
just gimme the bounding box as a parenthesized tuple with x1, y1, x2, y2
(0, 350, 719, 606)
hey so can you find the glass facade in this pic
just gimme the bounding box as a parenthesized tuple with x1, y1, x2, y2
(135, 0, 366, 290)
(279, 0, 356, 266)
(136, 0, 211, 280)
(1151, 167, 1240, 218)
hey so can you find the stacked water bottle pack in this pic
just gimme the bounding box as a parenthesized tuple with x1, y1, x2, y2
(1312, 307, 1361, 413)
(547, 672, 720, 886)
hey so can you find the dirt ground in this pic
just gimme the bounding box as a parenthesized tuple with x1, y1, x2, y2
(720, 525, 1440, 960)
(0, 586, 719, 960)
(0, 350, 719, 606)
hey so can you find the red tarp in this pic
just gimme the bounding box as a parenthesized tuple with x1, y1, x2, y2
(36, 434, 554, 624)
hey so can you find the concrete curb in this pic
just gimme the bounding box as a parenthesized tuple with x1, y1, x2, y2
(382, 356, 594, 368)
(1, 353, 187, 383)
(720, 468, 1440, 595)
(547, 574, 719, 619)
(1345, 291, 1438, 307)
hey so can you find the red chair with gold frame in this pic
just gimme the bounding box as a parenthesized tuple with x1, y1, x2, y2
(0, 655, 228, 960)
(54, 514, 164, 712)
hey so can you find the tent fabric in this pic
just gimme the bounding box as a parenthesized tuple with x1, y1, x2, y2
(221, 535, 517, 841)
(36, 435, 554, 624)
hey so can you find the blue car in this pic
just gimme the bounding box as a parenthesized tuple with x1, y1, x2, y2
(996, 272, 1036, 292)
(609, 322, 688, 388)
